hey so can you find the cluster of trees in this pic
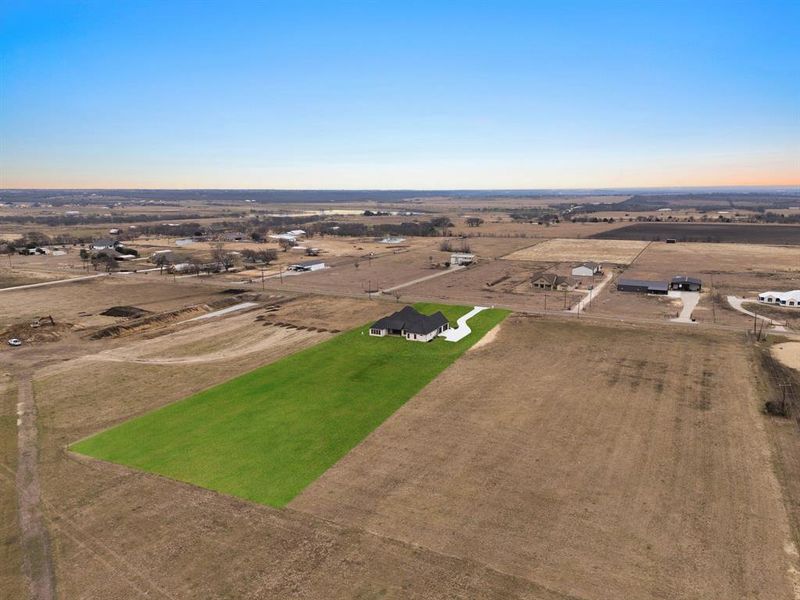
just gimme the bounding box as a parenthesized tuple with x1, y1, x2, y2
(304, 217, 454, 238)
(0, 212, 230, 226)
(508, 209, 560, 224)
(439, 239, 471, 253)
(239, 248, 279, 264)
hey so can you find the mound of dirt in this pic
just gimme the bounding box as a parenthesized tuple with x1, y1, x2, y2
(101, 306, 152, 318)
(2, 321, 73, 344)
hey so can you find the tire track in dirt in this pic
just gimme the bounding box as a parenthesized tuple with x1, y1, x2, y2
(15, 373, 56, 600)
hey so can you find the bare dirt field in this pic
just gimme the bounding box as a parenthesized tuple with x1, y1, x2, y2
(503, 238, 649, 264)
(398, 260, 584, 312)
(0, 379, 24, 599)
(0, 276, 230, 333)
(592, 222, 800, 245)
(270, 246, 452, 296)
(450, 220, 628, 240)
(291, 317, 800, 600)
(11, 294, 555, 599)
(773, 342, 800, 371)
(633, 241, 800, 274)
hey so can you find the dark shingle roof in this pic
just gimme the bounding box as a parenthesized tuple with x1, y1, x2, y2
(371, 306, 449, 335)
(617, 278, 669, 291)
(671, 275, 702, 285)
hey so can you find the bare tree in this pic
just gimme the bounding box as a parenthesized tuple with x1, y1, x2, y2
(465, 217, 484, 227)
(211, 242, 235, 271)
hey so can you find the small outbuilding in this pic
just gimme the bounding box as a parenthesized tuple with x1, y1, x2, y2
(369, 306, 450, 342)
(571, 262, 602, 277)
(616, 278, 669, 294)
(670, 276, 702, 292)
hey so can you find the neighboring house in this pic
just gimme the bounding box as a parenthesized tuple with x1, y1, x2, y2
(222, 232, 246, 241)
(286, 229, 306, 237)
(369, 306, 450, 342)
(90, 239, 122, 251)
(531, 272, 576, 291)
(758, 290, 800, 308)
(571, 262, 602, 277)
(616, 278, 669, 294)
(450, 253, 475, 266)
(109, 228, 121, 235)
(670, 276, 702, 292)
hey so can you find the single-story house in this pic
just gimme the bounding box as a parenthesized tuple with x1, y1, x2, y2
(758, 290, 800, 308)
(571, 262, 602, 277)
(369, 306, 450, 342)
(531, 272, 576, 291)
(616, 278, 669, 294)
(670, 276, 702, 292)
(450, 252, 475, 266)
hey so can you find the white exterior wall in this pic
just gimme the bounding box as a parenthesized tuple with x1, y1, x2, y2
(572, 266, 595, 277)
(758, 290, 800, 307)
(369, 328, 387, 337)
(405, 330, 437, 342)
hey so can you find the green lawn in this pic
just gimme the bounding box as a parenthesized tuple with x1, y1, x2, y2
(72, 303, 509, 507)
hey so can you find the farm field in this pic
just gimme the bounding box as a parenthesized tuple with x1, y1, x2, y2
(0, 380, 24, 599)
(399, 260, 584, 312)
(72, 303, 509, 506)
(292, 316, 800, 600)
(633, 241, 800, 274)
(502, 238, 649, 264)
(591, 222, 800, 245)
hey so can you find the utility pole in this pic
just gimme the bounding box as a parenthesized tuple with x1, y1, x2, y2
(279, 266, 283, 284)
(544, 292, 547, 313)
(261, 266, 265, 291)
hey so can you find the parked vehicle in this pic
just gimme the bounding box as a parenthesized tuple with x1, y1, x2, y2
(7, 338, 22, 347)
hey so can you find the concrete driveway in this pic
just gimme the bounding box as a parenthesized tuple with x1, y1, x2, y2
(668, 291, 700, 323)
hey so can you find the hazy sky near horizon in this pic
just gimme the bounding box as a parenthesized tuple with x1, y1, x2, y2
(1, 0, 798, 189)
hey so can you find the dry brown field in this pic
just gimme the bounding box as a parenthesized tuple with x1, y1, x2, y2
(634, 242, 800, 274)
(503, 238, 650, 264)
(292, 317, 800, 600)
(0, 379, 24, 599)
(4, 290, 554, 599)
(399, 260, 584, 312)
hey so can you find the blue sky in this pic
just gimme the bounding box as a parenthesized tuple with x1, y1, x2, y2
(1, 0, 798, 188)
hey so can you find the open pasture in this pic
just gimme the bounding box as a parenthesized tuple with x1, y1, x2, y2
(72, 303, 509, 507)
(292, 317, 799, 600)
(591, 222, 800, 245)
(502, 238, 649, 264)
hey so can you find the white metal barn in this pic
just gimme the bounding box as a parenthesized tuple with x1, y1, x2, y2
(571, 262, 602, 277)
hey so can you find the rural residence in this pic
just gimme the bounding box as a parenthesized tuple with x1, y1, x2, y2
(369, 306, 450, 342)
(758, 290, 800, 308)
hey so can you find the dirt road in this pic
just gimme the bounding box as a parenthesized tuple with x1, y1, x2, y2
(15, 374, 56, 600)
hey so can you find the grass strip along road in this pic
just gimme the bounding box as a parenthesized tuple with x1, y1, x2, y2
(72, 303, 509, 507)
